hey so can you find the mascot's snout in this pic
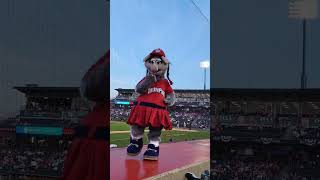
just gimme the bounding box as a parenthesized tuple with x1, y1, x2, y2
(146, 58, 160, 74)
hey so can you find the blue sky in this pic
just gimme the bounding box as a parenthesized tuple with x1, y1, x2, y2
(110, 0, 210, 98)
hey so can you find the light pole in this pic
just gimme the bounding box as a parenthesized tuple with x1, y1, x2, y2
(288, 0, 318, 127)
(200, 61, 210, 90)
(288, 0, 318, 89)
(301, 18, 306, 89)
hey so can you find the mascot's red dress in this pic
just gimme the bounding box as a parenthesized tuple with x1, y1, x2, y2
(61, 51, 109, 180)
(127, 78, 173, 130)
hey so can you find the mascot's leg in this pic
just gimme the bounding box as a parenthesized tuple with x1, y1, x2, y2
(143, 126, 162, 161)
(127, 125, 144, 156)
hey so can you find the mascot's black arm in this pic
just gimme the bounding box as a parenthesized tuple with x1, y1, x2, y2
(135, 74, 157, 94)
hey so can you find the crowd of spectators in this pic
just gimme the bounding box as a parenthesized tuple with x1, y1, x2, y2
(285, 154, 320, 180)
(0, 137, 71, 178)
(212, 114, 320, 142)
(111, 104, 211, 129)
(0, 148, 66, 177)
(211, 155, 320, 180)
(110, 105, 130, 121)
(211, 159, 282, 180)
(170, 107, 210, 129)
(175, 92, 209, 101)
(111, 91, 211, 129)
(293, 127, 320, 140)
(211, 143, 320, 180)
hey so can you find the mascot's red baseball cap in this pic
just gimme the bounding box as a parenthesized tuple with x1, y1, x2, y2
(143, 48, 169, 64)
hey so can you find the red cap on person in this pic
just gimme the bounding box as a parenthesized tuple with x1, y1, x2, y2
(143, 48, 169, 64)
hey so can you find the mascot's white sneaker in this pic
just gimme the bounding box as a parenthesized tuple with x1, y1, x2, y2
(143, 144, 159, 161)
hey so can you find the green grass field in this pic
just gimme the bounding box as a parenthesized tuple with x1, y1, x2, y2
(110, 121, 209, 148)
(110, 121, 131, 131)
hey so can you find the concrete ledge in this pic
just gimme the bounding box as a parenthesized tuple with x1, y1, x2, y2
(143, 160, 209, 180)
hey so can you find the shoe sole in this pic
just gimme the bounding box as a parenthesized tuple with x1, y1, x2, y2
(143, 155, 158, 161)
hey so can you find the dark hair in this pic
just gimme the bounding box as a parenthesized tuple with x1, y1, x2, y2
(166, 64, 173, 85)
(80, 51, 109, 102)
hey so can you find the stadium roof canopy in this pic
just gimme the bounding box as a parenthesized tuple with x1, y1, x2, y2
(115, 88, 210, 94)
(212, 88, 320, 101)
(14, 86, 80, 98)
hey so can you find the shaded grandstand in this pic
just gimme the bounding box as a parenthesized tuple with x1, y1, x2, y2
(111, 88, 210, 130)
(211, 88, 320, 180)
(0, 86, 90, 180)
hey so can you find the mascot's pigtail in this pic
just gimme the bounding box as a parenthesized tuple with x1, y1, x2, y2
(166, 64, 173, 85)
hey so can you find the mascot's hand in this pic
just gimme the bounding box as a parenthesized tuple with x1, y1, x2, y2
(146, 74, 157, 83)
(164, 93, 176, 106)
(135, 74, 157, 94)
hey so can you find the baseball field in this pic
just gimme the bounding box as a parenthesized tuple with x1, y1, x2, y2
(110, 121, 210, 148)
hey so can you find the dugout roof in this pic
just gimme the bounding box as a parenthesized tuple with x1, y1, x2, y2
(14, 86, 80, 98)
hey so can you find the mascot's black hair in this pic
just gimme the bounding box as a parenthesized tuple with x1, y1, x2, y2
(166, 64, 173, 85)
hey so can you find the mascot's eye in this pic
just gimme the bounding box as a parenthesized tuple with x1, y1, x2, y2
(157, 61, 160, 64)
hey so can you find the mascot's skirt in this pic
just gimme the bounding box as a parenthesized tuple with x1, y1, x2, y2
(61, 103, 109, 180)
(127, 101, 172, 130)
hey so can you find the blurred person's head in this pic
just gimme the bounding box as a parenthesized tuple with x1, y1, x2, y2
(80, 51, 109, 104)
